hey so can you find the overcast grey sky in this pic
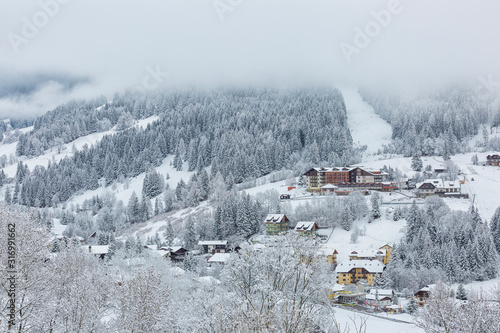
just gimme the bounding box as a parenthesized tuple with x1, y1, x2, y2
(1, 0, 499, 118)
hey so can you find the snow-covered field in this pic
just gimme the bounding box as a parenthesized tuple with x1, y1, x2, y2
(333, 307, 423, 333)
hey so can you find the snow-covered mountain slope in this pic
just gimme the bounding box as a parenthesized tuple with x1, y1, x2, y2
(0, 115, 159, 178)
(341, 87, 392, 158)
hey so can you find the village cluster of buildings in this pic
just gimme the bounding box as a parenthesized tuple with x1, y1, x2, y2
(303, 166, 468, 199)
(264, 214, 392, 288)
(304, 167, 395, 194)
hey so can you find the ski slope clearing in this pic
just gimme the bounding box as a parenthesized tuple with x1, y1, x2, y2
(341, 88, 392, 158)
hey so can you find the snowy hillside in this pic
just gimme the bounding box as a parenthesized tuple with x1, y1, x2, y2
(1, 88, 499, 332)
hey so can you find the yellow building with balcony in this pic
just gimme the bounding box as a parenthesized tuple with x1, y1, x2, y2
(335, 260, 385, 286)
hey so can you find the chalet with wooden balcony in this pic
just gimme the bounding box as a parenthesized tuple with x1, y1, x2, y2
(264, 214, 290, 235)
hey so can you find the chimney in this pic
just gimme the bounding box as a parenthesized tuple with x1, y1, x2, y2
(88, 245, 92, 253)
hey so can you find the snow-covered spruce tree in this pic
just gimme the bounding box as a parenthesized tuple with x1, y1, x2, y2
(384, 202, 499, 292)
(341, 206, 353, 231)
(115, 111, 134, 130)
(183, 216, 197, 249)
(456, 283, 467, 301)
(371, 192, 381, 220)
(127, 191, 141, 224)
(142, 169, 164, 198)
(407, 297, 418, 315)
(491, 206, 500, 254)
(164, 220, 174, 247)
(411, 152, 423, 171)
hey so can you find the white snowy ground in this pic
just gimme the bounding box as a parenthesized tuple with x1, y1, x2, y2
(341, 87, 392, 159)
(333, 308, 423, 333)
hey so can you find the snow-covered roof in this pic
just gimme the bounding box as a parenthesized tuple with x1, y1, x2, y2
(207, 253, 231, 263)
(321, 184, 338, 189)
(82, 245, 109, 255)
(317, 246, 337, 255)
(265, 214, 287, 224)
(170, 267, 185, 277)
(417, 179, 459, 190)
(369, 289, 394, 297)
(198, 240, 228, 246)
(195, 276, 221, 285)
(144, 245, 158, 251)
(311, 167, 352, 172)
(335, 260, 385, 274)
(294, 221, 317, 231)
(331, 284, 345, 292)
(366, 294, 392, 301)
(308, 167, 387, 176)
(350, 249, 386, 257)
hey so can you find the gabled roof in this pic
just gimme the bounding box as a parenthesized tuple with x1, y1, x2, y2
(163, 246, 188, 254)
(207, 253, 231, 263)
(82, 245, 109, 255)
(294, 221, 318, 231)
(198, 240, 228, 246)
(264, 214, 289, 224)
(335, 260, 385, 274)
(349, 249, 386, 257)
(369, 289, 394, 297)
(417, 179, 460, 190)
(321, 184, 338, 189)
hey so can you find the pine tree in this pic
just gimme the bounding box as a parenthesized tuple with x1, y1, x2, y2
(411, 152, 423, 171)
(341, 206, 353, 231)
(490, 206, 500, 253)
(154, 232, 162, 249)
(154, 197, 163, 216)
(183, 252, 198, 273)
(140, 192, 151, 222)
(127, 192, 141, 224)
(213, 206, 223, 239)
(51, 238, 60, 253)
(407, 297, 418, 314)
(135, 235, 143, 255)
(12, 181, 19, 204)
(456, 283, 467, 300)
(124, 239, 133, 258)
(164, 220, 174, 247)
(371, 192, 381, 219)
(4, 186, 11, 204)
(184, 216, 197, 249)
(107, 242, 117, 261)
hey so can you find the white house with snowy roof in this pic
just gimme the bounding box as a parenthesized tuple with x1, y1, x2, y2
(82, 245, 109, 260)
(416, 178, 461, 196)
(198, 240, 228, 254)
